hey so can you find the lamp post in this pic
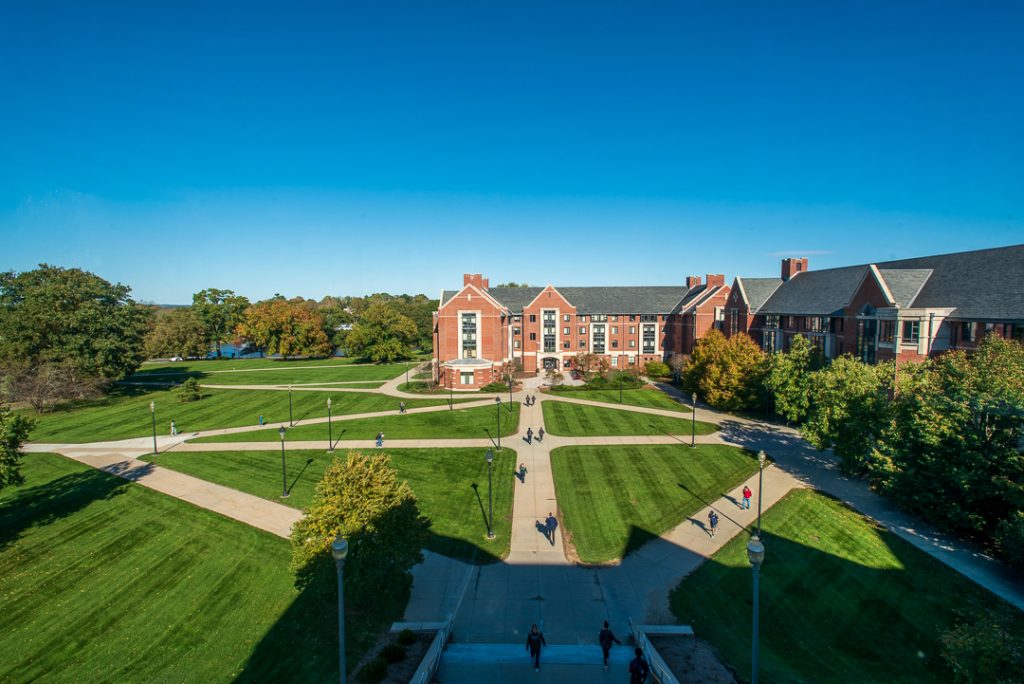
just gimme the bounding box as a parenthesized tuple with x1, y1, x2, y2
(149, 401, 157, 456)
(279, 426, 289, 498)
(327, 397, 333, 453)
(494, 396, 502, 449)
(691, 393, 697, 447)
(485, 448, 495, 539)
(448, 372, 453, 411)
(619, 373, 623, 403)
(508, 370, 513, 410)
(747, 534, 765, 684)
(757, 450, 767, 536)
(406, 365, 410, 388)
(288, 385, 294, 427)
(331, 536, 349, 684)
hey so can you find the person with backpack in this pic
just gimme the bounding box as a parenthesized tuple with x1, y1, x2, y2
(629, 647, 650, 683)
(545, 512, 558, 545)
(708, 509, 719, 538)
(525, 623, 546, 672)
(537, 427, 545, 442)
(376, 431, 384, 447)
(598, 620, 621, 670)
(526, 427, 533, 444)
(742, 485, 752, 509)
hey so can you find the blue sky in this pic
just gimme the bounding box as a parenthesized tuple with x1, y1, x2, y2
(2, 1, 1021, 303)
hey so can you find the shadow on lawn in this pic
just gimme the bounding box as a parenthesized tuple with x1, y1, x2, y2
(0, 466, 128, 554)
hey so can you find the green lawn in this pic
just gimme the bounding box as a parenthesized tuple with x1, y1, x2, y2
(129, 360, 415, 386)
(142, 448, 516, 562)
(547, 387, 691, 412)
(194, 402, 520, 443)
(669, 489, 1024, 683)
(542, 400, 716, 437)
(550, 444, 759, 563)
(0, 453, 387, 682)
(23, 388, 455, 443)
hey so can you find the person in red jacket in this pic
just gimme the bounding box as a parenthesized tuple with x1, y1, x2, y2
(742, 485, 752, 510)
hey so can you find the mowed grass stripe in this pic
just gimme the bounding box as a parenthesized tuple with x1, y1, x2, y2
(131, 359, 415, 383)
(193, 402, 521, 443)
(551, 444, 759, 563)
(548, 387, 691, 412)
(142, 448, 516, 562)
(23, 388, 459, 443)
(669, 489, 1024, 683)
(0, 453, 343, 682)
(542, 400, 716, 437)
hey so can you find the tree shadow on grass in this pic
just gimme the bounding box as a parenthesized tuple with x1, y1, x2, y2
(0, 466, 128, 554)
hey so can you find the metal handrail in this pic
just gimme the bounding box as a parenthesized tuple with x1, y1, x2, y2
(628, 618, 681, 684)
(412, 616, 453, 684)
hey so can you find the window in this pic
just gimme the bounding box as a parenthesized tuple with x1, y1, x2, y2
(765, 315, 780, 329)
(563, 314, 571, 322)
(593, 324, 606, 353)
(592, 314, 608, 322)
(961, 321, 977, 343)
(629, 315, 636, 322)
(579, 326, 586, 335)
(513, 327, 521, 336)
(641, 314, 657, 322)
(577, 315, 587, 322)
(612, 340, 619, 348)
(513, 315, 521, 323)
(529, 332, 536, 341)
(787, 316, 797, 329)
(563, 341, 570, 349)
(460, 371, 474, 385)
(543, 309, 557, 352)
(611, 315, 619, 322)
(728, 309, 738, 336)
(902, 320, 920, 343)
(628, 355, 635, 364)
(563, 327, 570, 335)
(461, 313, 477, 358)
(611, 326, 619, 335)
(611, 355, 618, 367)
(514, 340, 521, 348)
(642, 324, 656, 354)
(529, 314, 537, 322)
(762, 331, 777, 354)
(629, 326, 636, 334)
(579, 340, 586, 348)
(809, 316, 829, 333)
(831, 317, 844, 333)
(629, 340, 636, 348)
(879, 320, 895, 344)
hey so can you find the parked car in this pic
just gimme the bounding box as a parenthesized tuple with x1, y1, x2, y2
(169, 356, 184, 362)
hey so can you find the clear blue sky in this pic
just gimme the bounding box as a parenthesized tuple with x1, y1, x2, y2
(2, 1, 1021, 303)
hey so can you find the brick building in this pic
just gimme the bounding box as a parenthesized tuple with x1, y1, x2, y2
(724, 244, 1024, 365)
(433, 273, 730, 389)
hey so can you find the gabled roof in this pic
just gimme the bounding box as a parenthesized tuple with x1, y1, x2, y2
(441, 285, 693, 314)
(735, 277, 783, 311)
(758, 266, 867, 316)
(876, 269, 932, 308)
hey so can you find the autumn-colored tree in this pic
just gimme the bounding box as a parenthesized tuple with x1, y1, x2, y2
(573, 352, 609, 376)
(236, 299, 333, 358)
(144, 307, 209, 359)
(683, 330, 767, 412)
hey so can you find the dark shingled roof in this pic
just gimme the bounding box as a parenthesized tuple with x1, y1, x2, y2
(736, 278, 783, 311)
(755, 244, 1024, 320)
(441, 285, 693, 314)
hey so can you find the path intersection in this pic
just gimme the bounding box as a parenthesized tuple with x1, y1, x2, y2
(25, 363, 1024, 655)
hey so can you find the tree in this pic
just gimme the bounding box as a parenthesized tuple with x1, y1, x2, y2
(344, 301, 419, 362)
(667, 352, 688, 382)
(546, 369, 564, 386)
(941, 606, 1024, 682)
(177, 377, 202, 402)
(763, 334, 822, 423)
(0, 265, 149, 387)
(191, 288, 250, 358)
(0, 403, 35, 491)
(801, 355, 892, 475)
(1, 361, 103, 412)
(683, 330, 767, 412)
(643, 360, 670, 378)
(144, 308, 209, 359)
(290, 452, 429, 608)
(573, 352, 609, 376)
(236, 299, 334, 359)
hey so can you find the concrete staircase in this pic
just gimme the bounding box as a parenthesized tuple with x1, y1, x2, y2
(436, 643, 633, 683)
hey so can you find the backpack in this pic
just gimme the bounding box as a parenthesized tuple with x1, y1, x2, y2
(629, 656, 649, 683)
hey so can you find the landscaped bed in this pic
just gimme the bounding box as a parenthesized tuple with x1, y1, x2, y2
(550, 444, 759, 563)
(142, 447, 516, 562)
(669, 489, 1024, 683)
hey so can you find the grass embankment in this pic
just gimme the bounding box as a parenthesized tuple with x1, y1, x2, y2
(550, 444, 759, 563)
(144, 448, 516, 562)
(547, 386, 691, 412)
(0, 453, 385, 681)
(22, 388, 457, 443)
(128, 359, 414, 385)
(669, 489, 1024, 683)
(193, 402, 519, 443)
(542, 400, 716, 437)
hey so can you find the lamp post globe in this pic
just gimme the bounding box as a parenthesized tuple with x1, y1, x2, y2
(485, 448, 495, 539)
(747, 534, 765, 684)
(279, 426, 289, 498)
(332, 536, 348, 684)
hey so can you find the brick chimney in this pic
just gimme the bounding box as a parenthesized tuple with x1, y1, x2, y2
(705, 273, 725, 287)
(463, 274, 489, 289)
(685, 275, 702, 289)
(781, 258, 809, 281)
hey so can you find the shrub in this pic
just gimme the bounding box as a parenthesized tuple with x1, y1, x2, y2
(177, 377, 202, 402)
(380, 642, 406, 663)
(480, 382, 509, 392)
(356, 657, 389, 683)
(643, 360, 670, 377)
(397, 628, 417, 646)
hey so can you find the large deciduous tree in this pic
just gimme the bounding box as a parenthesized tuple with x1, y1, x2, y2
(235, 299, 334, 359)
(144, 307, 209, 359)
(683, 330, 767, 412)
(290, 451, 429, 608)
(191, 288, 250, 357)
(343, 301, 419, 362)
(0, 403, 35, 491)
(0, 265, 149, 405)
(763, 334, 823, 423)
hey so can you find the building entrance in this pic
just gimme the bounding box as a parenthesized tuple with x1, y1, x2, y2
(542, 357, 559, 370)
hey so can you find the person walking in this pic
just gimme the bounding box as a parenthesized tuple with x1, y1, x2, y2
(742, 485, 752, 510)
(376, 431, 384, 447)
(399, 401, 406, 414)
(629, 647, 650, 683)
(170, 420, 177, 436)
(708, 510, 719, 538)
(537, 427, 545, 442)
(518, 462, 527, 483)
(545, 512, 558, 545)
(526, 427, 533, 444)
(598, 621, 621, 670)
(526, 623, 546, 672)
(258, 414, 264, 427)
